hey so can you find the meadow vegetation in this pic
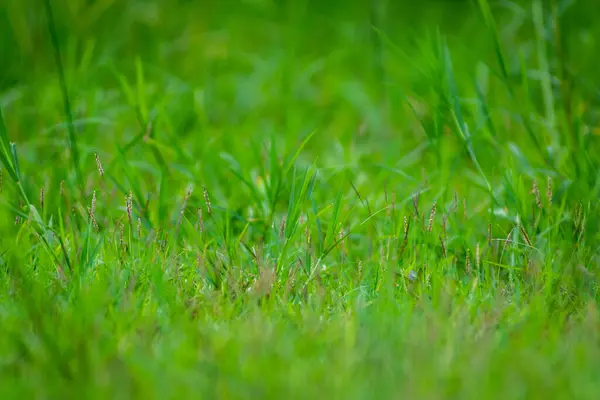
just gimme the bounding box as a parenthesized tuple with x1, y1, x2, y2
(1, 0, 599, 398)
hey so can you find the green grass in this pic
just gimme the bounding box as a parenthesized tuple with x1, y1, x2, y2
(1, 0, 600, 398)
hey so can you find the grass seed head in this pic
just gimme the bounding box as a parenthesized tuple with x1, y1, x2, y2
(89, 191, 99, 231)
(428, 201, 437, 233)
(519, 223, 532, 247)
(197, 208, 204, 233)
(439, 235, 447, 258)
(119, 221, 124, 248)
(126, 192, 133, 224)
(531, 179, 542, 209)
(88, 207, 99, 231)
(413, 191, 420, 218)
(40, 187, 44, 210)
(95, 152, 104, 177)
(546, 176, 553, 207)
(279, 217, 286, 239)
(176, 187, 193, 234)
(91, 190, 97, 216)
(203, 186, 212, 215)
(442, 214, 447, 241)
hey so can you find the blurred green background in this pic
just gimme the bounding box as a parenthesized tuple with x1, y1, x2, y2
(1, 0, 599, 204)
(5, 0, 598, 133)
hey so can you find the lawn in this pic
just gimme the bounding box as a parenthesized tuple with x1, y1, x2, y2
(1, 0, 599, 398)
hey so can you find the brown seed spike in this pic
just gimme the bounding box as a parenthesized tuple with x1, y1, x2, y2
(442, 214, 447, 241)
(439, 235, 447, 258)
(89, 191, 99, 231)
(412, 191, 420, 218)
(279, 217, 286, 239)
(197, 208, 204, 233)
(119, 221, 124, 249)
(176, 187, 193, 236)
(546, 176, 553, 208)
(126, 192, 133, 224)
(531, 179, 542, 209)
(95, 152, 104, 177)
(428, 202, 437, 233)
(88, 207, 99, 231)
(519, 223, 532, 247)
(398, 236, 409, 260)
(91, 191, 97, 216)
(40, 187, 44, 211)
(203, 186, 212, 215)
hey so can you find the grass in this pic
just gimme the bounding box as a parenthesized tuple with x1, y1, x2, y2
(1, 0, 600, 398)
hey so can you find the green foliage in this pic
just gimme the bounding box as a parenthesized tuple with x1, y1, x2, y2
(0, 0, 599, 398)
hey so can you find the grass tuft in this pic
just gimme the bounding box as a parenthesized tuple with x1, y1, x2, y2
(1, 1, 599, 398)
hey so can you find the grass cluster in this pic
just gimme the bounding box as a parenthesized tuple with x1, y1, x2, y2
(1, 0, 600, 398)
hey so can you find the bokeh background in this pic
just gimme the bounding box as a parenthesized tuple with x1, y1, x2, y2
(1, 0, 599, 202)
